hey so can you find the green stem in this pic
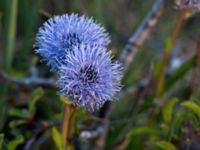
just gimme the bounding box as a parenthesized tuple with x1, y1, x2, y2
(5, 0, 18, 71)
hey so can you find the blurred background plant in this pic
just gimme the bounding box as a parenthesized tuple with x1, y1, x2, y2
(0, 0, 200, 150)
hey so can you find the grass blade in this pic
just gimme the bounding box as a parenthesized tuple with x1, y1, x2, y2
(5, 0, 18, 71)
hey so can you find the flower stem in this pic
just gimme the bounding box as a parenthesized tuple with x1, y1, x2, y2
(61, 104, 76, 150)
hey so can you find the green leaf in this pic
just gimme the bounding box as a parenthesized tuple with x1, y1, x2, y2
(9, 119, 26, 128)
(164, 56, 195, 92)
(162, 98, 179, 124)
(0, 134, 4, 150)
(181, 101, 200, 117)
(7, 136, 24, 150)
(8, 108, 31, 119)
(156, 141, 177, 150)
(28, 87, 44, 115)
(126, 127, 159, 138)
(171, 112, 198, 138)
(52, 127, 64, 150)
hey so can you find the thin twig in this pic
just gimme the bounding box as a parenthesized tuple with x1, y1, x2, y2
(119, 0, 165, 70)
(0, 72, 56, 87)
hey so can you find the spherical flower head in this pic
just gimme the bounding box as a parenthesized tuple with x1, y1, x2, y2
(57, 44, 122, 112)
(34, 13, 110, 71)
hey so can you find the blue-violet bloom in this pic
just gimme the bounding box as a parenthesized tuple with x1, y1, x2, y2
(34, 13, 110, 70)
(57, 44, 122, 111)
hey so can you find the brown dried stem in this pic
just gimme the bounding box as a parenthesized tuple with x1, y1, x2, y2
(0, 71, 56, 88)
(119, 0, 165, 70)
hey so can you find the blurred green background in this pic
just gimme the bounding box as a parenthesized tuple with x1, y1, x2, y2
(0, 0, 200, 149)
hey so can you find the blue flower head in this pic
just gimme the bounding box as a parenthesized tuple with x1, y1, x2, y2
(58, 44, 122, 111)
(34, 13, 110, 70)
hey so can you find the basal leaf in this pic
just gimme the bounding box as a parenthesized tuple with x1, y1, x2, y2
(7, 136, 24, 150)
(8, 108, 31, 119)
(162, 98, 179, 124)
(52, 127, 64, 150)
(28, 87, 44, 115)
(181, 101, 200, 117)
(126, 127, 159, 138)
(9, 119, 26, 128)
(156, 141, 177, 150)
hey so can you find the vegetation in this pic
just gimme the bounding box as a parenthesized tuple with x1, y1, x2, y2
(0, 0, 200, 149)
